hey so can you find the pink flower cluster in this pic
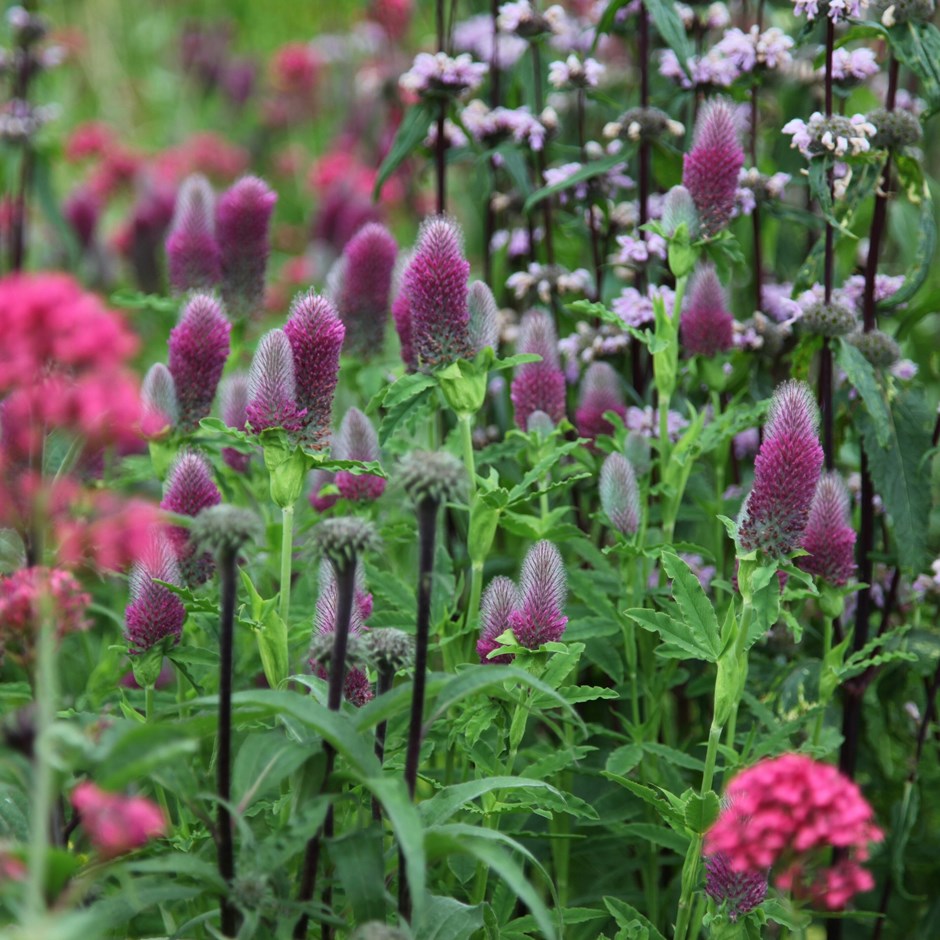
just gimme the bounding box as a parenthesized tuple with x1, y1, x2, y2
(705, 754, 883, 909)
(399, 51, 487, 98)
(71, 781, 167, 859)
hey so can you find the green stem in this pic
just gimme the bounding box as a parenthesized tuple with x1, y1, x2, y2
(458, 413, 476, 497)
(279, 504, 294, 627)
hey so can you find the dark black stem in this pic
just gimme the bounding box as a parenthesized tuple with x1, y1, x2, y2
(435, 105, 447, 216)
(820, 337, 834, 470)
(371, 667, 395, 823)
(483, 0, 501, 285)
(217, 550, 238, 938)
(819, 16, 836, 471)
(398, 497, 440, 921)
(633, 2, 650, 397)
(750, 82, 763, 313)
(577, 87, 603, 300)
(530, 42, 555, 269)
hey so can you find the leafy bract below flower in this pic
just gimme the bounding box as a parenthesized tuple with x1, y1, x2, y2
(71, 782, 166, 859)
(737, 380, 824, 559)
(511, 309, 567, 430)
(334, 407, 385, 502)
(124, 533, 186, 654)
(246, 328, 306, 434)
(477, 575, 519, 664)
(508, 541, 568, 649)
(399, 51, 487, 98)
(680, 264, 735, 356)
(797, 472, 856, 586)
(782, 113, 876, 159)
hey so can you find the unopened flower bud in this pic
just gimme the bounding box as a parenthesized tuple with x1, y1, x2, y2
(191, 505, 263, 559)
(314, 516, 381, 569)
(846, 329, 901, 368)
(398, 451, 467, 506)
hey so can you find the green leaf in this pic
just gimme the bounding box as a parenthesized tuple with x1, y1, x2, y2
(523, 152, 626, 213)
(0, 529, 27, 574)
(602, 773, 686, 831)
(836, 339, 891, 447)
(374, 99, 437, 197)
(684, 790, 720, 834)
(625, 608, 719, 663)
(420, 777, 563, 826)
(807, 158, 846, 233)
(373, 372, 438, 445)
(96, 722, 199, 791)
(603, 896, 667, 940)
(644, 0, 695, 78)
(661, 552, 721, 661)
(232, 733, 308, 809)
(419, 895, 486, 940)
(878, 182, 936, 310)
(332, 827, 387, 925)
(888, 21, 940, 116)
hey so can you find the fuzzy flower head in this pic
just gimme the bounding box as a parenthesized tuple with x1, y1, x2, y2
(800, 299, 858, 338)
(71, 782, 166, 859)
(165, 173, 221, 295)
(782, 112, 876, 159)
(600, 452, 640, 537)
(399, 52, 487, 98)
(315, 516, 381, 571)
(511, 310, 567, 429)
(219, 372, 251, 473)
(705, 754, 883, 909)
(191, 505, 263, 560)
(575, 361, 626, 442)
(477, 575, 519, 664)
(737, 381, 824, 559)
(682, 98, 745, 237)
(334, 407, 385, 502)
(398, 451, 467, 507)
(167, 292, 231, 433)
(124, 533, 187, 654)
(847, 329, 901, 369)
(216, 175, 277, 320)
(467, 280, 500, 355)
(140, 363, 178, 436)
(246, 328, 306, 434)
(797, 472, 856, 586)
(283, 291, 345, 451)
(704, 852, 768, 921)
(508, 541, 568, 649)
(681, 264, 735, 356)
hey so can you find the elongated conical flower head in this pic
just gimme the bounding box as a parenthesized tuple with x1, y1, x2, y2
(477, 575, 519, 664)
(334, 407, 385, 502)
(508, 541, 568, 649)
(283, 290, 345, 451)
(737, 380, 824, 559)
(167, 292, 231, 432)
(165, 174, 221, 294)
(797, 472, 856, 586)
(140, 362, 178, 436)
(219, 372, 251, 472)
(704, 853, 768, 922)
(467, 280, 500, 354)
(681, 264, 734, 356)
(403, 215, 473, 369)
(333, 222, 398, 357)
(246, 328, 306, 433)
(160, 450, 222, 586)
(511, 310, 566, 429)
(216, 175, 277, 320)
(124, 534, 186, 653)
(600, 452, 640, 536)
(682, 99, 744, 237)
(575, 361, 627, 442)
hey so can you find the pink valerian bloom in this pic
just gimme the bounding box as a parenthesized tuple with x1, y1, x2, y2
(478, 576, 519, 664)
(334, 408, 385, 502)
(167, 292, 231, 432)
(575, 361, 627, 442)
(399, 51, 487, 98)
(600, 452, 640, 536)
(160, 451, 222, 586)
(283, 291, 345, 450)
(737, 380, 824, 559)
(681, 264, 735, 356)
(460, 99, 551, 152)
(270, 42, 319, 96)
(683, 98, 745, 237)
(704, 754, 883, 910)
(793, 0, 868, 22)
(714, 26, 793, 73)
(828, 47, 879, 82)
(402, 216, 474, 369)
(508, 541, 568, 648)
(124, 533, 187, 654)
(367, 0, 414, 42)
(140, 363, 178, 436)
(797, 472, 856, 586)
(704, 852, 768, 921)
(164, 173, 221, 294)
(511, 310, 567, 429)
(218, 372, 251, 473)
(246, 329, 307, 434)
(71, 782, 166, 859)
(331, 222, 398, 357)
(547, 53, 605, 88)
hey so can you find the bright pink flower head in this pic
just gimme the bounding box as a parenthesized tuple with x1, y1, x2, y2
(681, 264, 735, 356)
(309, 469, 339, 512)
(283, 291, 345, 451)
(737, 380, 823, 559)
(167, 292, 231, 432)
(682, 98, 745, 237)
(165, 174, 221, 294)
(368, 0, 414, 41)
(246, 328, 306, 434)
(124, 533, 187, 653)
(334, 407, 385, 502)
(160, 450, 222, 586)
(477, 575, 519, 664)
(600, 452, 640, 536)
(216, 175, 277, 320)
(63, 186, 100, 250)
(71, 782, 167, 859)
(511, 310, 566, 429)
(508, 540, 568, 649)
(219, 372, 251, 473)
(797, 472, 856, 587)
(334, 222, 398, 357)
(704, 754, 883, 910)
(403, 215, 473, 369)
(704, 853, 768, 921)
(575, 361, 627, 442)
(271, 42, 319, 96)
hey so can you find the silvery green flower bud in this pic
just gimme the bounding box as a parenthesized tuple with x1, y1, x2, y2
(191, 505, 263, 559)
(801, 300, 858, 338)
(314, 516, 381, 570)
(846, 329, 901, 368)
(365, 628, 416, 674)
(398, 451, 467, 506)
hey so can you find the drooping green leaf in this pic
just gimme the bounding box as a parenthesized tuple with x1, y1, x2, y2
(626, 608, 719, 663)
(836, 338, 891, 447)
(420, 777, 563, 826)
(331, 827, 387, 925)
(523, 152, 627, 213)
(419, 895, 486, 940)
(374, 99, 437, 197)
(888, 21, 940, 116)
(603, 896, 668, 940)
(661, 552, 722, 661)
(878, 184, 936, 310)
(644, 0, 695, 78)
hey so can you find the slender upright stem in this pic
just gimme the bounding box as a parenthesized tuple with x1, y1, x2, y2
(634, 2, 651, 395)
(483, 0, 500, 285)
(279, 505, 294, 628)
(530, 42, 555, 268)
(217, 551, 238, 937)
(750, 83, 763, 313)
(819, 17, 836, 471)
(435, 104, 447, 216)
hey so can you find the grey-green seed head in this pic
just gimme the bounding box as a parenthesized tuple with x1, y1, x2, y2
(398, 450, 467, 506)
(869, 108, 923, 151)
(314, 516, 381, 568)
(190, 505, 263, 558)
(365, 628, 415, 673)
(847, 329, 901, 368)
(801, 300, 858, 338)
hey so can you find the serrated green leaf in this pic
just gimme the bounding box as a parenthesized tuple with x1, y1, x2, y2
(603, 896, 667, 940)
(661, 551, 721, 661)
(684, 790, 720, 834)
(644, 0, 695, 78)
(837, 338, 891, 447)
(626, 608, 719, 663)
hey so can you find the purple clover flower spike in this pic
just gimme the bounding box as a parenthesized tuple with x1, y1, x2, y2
(309, 469, 339, 512)
(511, 309, 566, 429)
(600, 452, 640, 536)
(508, 541, 569, 649)
(165, 174, 221, 294)
(219, 372, 251, 473)
(246, 329, 306, 434)
(216, 175, 277, 320)
(682, 98, 745, 237)
(333, 222, 398, 357)
(160, 450, 223, 586)
(704, 852, 768, 922)
(334, 407, 385, 502)
(283, 290, 345, 451)
(140, 363, 178, 435)
(124, 533, 187, 654)
(737, 380, 824, 559)
(477, 575, 519, 664)
(168, 292, 231, 432)
(468, 280, 500, 354)
(403, 215, 473, 369)
(575, 361, 627, 442)
(797, 472, 856, 587)
(392, 288, 416, 371)
(681, 264, 735, 356)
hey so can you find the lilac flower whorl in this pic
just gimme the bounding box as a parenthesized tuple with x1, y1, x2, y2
(165, 173, 221, 294)
(477, 575, 519, 664)
(797, 472, 856, 586)
(508, 541, 568, 649)
(334, 407, 385, 502)
(575, 361, 627, 442)
(681, 264, 735, 356)
(124, 534, 187, 653)
(246, 329, 306, 434)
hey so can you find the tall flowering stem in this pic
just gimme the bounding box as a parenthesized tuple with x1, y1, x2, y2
(530, 43, 556, 271)
(634, 2, 651, 394)
(820, 17, 837, 470)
